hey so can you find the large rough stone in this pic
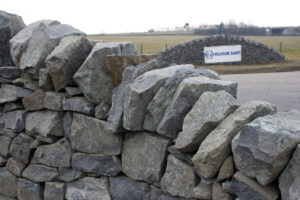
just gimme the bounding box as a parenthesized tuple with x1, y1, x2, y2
(58, 167, 83, 182)
(6, 157, 26, 177)
(157, 76, 238, 139)
(65, 177, 111, 200)
(70, 113, 121, 155)
(212, 182, 233, 200)
(0, 84, 32, 104)
(32, 138, 71, 167)
(0, 167, 18, 198)
(44, 182, 65, 200)
(3, 110, 26, 133)
(9, 133, 35, 164)
(175, 90, 238, 152)
(279, 144, 300, 200)
(231, 172, 279, 200)
(192, 101, 276, 179)
(39, 68, 54, 91)
(122, 132, 170, 183)
(46, 36, 92, 91)
(44, 92, 66, 111)
(22, 164, 58, 182)
(18, 179, 43, 200)
(143, 68, 220, 132)
(13, 77, 39, 90)
(26, 110, 64, 137)
(63, 97, 95, 115)
(0, 67, 21, 79)
(3, 101, 24, 112)
(0, 11, 25, 66)
(232, 110, 300, 185)
(123, 64, 194, 131)
(217, 156, 235, 182)
(109, 176, 150, 200)
(72, 152, 121, 176)
(0, 135, 12, 157)
(19, 23, 85, 77)
(160, 155, 211, 199)
(167, 145, 193, 165)
(65, 87, 82, 97)
(22, 89, 45, 111)
(74, 42, 137, 104)
(10, 20, 60, 67)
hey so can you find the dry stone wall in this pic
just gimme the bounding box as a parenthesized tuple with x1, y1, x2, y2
(0, 10, 300, 200)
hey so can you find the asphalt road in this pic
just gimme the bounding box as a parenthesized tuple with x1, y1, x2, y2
(221, 71, 300, 111)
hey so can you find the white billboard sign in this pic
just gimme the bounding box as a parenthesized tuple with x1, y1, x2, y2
(204, 45, 242, 64)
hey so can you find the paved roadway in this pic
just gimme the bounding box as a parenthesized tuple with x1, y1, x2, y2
(221, 71, 300, 111)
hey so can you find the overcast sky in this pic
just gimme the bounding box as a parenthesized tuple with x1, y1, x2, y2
(2, 0, 299, 34)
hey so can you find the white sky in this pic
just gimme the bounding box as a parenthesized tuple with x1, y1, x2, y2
(2, 0, 300, 34)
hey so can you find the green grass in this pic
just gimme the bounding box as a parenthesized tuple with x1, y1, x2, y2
(89, 35, 300, 61)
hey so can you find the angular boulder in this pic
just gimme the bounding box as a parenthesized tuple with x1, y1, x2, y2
(160, 155, 211, 199)
(65, 177, 111, 200)
(232, 110, 300, 185)
(217, 156, 235, 182)
(63, 97, 95, 115)
(0, 135, 12, 157)
(3, 101, 24, 112)
(46, 36, 92, 91)
(32, 138, 71, 167)
(122, 132, 170, 183)
(0, 66, 21, 79)
(123, 64, 195, 131)
(70, 113, 121, 155)
(3, 110, 26, 133)
(0, 11, 25, 66)
(143, 67, 220, 132)
(44, 182, 65, 200)
(22, 164, 58, 182)
(157, 76, 238, 139)
(22, 89, 45, 111)
(6, 157, 26, 177)
(44, 92, 66, 111)
(26, 110, 64, 137)
(175, 90, 238, 152)
(18, 179, 43, 200)
(72, 152, 121, 176)
(13, 77, 39, 90)
(9, 133, 35, 164)
(0, 167, 18, 198)
(65, 87, 82, 97)
(109, 176, 151, 200)
(192, 101, 276, 179)
(212, 182, 233, 200)
(74, 42, 137, 104)
(0, 84, 32, 104)
(39, 68, 54, 91)
(58, 167, 83, 183)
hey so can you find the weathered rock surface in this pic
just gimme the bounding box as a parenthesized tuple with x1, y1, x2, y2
(32, 138, 71, 167)
(13, 77, 39, 90)
(175, 90, 238, 152)
(71, 113, 121, 155)
(46, 36, 92, 91)
(63, 97, 95, 115)
(279, 144, 300, 200)
(22, 89, 45, 111)
(109, 176, 151, 200)
(0, 167, 18, 198)
(26, 110, 64, 137)
(19, 23, 85, 77)
(143, 68, 220, 132)
(39, 68, 54, 91)
(65, 177, 111, 200)
(44, 92, 66, 111)
(232, 110, 300, 185)
(0, 67, 21, 79)
(22, 164, 58, 182)
(167, 145, 193, 165)
(217, 156, 235, 182)
(157, 76, 238, 139)
(0, 11, 25, 66)
(72, 152, 121, 176)
(44, 182, 65, 200)
(192, 101, 276, 179)
(74, 42, 137, 104)
(6, 157, 26, 177)
(65, 87, 82, 97)
(122, 132, 170, 183)
(0, 84, 32, 104)
(231, 172, 279, 200)
(3, 101, 24, 112)
(161, 155, 211, 199)
(10, 20, 60, 67)
(3, 110, 26, 133)
(0, 135, 12, 156)
(157, 193, 189, 200)
(58, 167, 83, 182)
(63, 112, 72, 141)
(18, 179, 43, 200)
(9, 133, 35, 163)
(95, 102, 111, 120)
(212, 182, 233, 200)
(123, 64, 194, 131)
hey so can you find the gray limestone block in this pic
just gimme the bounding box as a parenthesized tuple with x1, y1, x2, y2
(22, 164, 58, 182)
(58, 167, 83, 183)
(0, 67, 21, 79)
(0, 84, 32, 104)
(5, 157, 26, 177)
(0, 167, 18, 198)
(39, 68, 54, 91)
(3, 110, 26, 133)
(63, 96, 95, 116)
(44, 92, 66, 111)
(13, 77, 39, 90)
(44, 182, 65, 200)
(22, 89, 45, 111)
(3, 101, 24, 112)
(65, 87, 82, 97)
(18, 179, 43, 200)
(0, 135, 12, 157)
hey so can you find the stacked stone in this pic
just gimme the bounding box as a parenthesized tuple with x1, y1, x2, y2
(1, 10, 300, 200)
(160, 35, 286, 65)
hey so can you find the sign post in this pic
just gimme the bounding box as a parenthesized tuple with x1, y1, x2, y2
(204, 45, 242, 64)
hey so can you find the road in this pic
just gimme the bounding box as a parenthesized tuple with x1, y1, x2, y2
(221, 71, 300, 111)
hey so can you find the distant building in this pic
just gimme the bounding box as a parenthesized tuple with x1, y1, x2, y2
(267, 27, 300, 36)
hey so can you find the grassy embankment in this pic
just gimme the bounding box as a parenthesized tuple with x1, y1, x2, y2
(89, 35, 300, 74)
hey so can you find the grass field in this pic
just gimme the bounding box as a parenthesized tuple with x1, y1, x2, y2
(89, 35, 300, 61)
